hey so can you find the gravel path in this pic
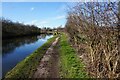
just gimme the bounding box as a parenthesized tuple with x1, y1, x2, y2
(33, 37, 59, 78)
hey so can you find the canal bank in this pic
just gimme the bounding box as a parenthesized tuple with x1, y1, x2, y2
(2, 34, 53, 77)
(4, 33, 88, 78)
(4, 35, 58, 78)
(59, 33, 88, 78)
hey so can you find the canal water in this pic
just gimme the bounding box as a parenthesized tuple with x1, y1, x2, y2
(2, 34, 53, 77)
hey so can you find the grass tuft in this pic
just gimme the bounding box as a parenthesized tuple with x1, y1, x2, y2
(59, 33, 88, 78)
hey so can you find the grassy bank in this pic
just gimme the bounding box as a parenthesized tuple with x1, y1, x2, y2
(5, 36, 57, 78)
(59, 33, 88, 78)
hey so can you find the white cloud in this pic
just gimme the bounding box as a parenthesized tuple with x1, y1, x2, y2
(31, 20, 37, 24)
(24, 20, 48, 28)
(57, 4, 66, 13)
(39, 21, 48, 24)
(25, 20, 37, 25)
(54, 15, 65, 20)
(30, 7, 34, 11)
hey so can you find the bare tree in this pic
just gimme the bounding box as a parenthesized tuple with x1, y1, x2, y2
(66, 1, 120, 78)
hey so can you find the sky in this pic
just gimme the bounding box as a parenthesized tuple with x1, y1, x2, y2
(1, 0, 118, 2)
(2, 0, 118, 28)
(2, 2, 71, 28)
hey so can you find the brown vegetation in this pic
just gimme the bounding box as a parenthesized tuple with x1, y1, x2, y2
(65, 2, 120, 78)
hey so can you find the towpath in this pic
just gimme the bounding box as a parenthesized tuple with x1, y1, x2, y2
(33, 37, 59, 78)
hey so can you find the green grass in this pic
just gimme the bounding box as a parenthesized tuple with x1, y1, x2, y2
(59, 33, 88, 78)
(5, 35, 57, 78)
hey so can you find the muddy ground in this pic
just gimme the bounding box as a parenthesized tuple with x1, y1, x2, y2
(33, 37, 60, 78)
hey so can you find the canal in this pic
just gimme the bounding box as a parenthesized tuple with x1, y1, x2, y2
(2, 34, 53, 77)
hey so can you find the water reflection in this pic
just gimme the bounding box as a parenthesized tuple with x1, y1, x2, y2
(2, 36, 38, 55)
(2, 34, 51, 56)
(2, 34, 53, 77)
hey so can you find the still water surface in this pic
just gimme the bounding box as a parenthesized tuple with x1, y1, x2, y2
(2, 34, 53, 77)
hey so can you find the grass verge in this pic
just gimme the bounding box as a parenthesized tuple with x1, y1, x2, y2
(59, 33, 88, 78)
(4, 35, 57, 78)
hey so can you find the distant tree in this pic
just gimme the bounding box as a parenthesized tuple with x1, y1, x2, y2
(2, 18, 41, 38)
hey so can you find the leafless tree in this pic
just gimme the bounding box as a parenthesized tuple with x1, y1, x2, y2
(66, 1, 120, 78)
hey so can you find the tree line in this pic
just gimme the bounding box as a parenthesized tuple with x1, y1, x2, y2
(65, 2, 119, 78)
(1, 18, 41, 38)
(1, 18, 65, 39)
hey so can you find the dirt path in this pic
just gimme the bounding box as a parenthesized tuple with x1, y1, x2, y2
(33, 37, 60, 78)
